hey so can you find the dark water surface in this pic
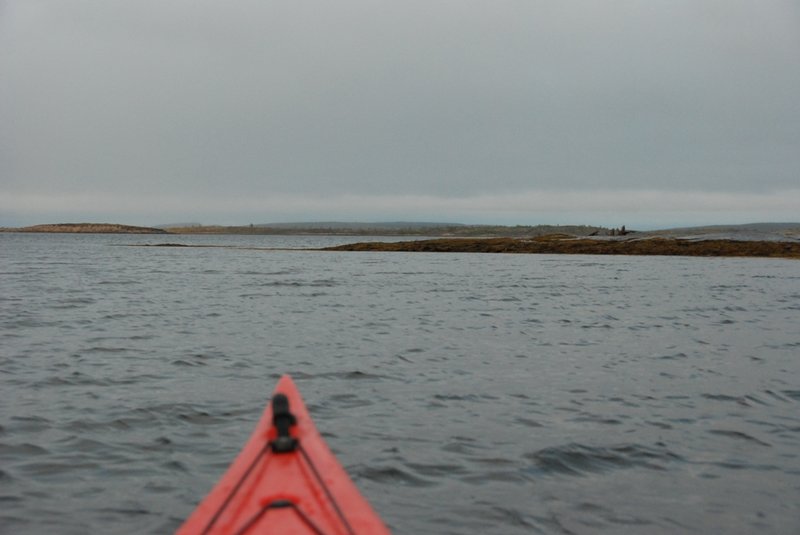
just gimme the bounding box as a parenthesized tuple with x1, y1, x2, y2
(1, 233, 799, 534)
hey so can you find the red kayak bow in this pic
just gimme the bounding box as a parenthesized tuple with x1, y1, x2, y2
(177, 375, 391, 535)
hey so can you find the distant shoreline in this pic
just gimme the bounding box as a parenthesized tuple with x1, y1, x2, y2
(4, 222, 800, 258)
(0, 222, 612, 237)
(4, 222, 799, 240)
(2, 223, 167, 234)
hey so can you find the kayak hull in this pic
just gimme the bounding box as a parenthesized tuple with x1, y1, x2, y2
(177, 375, 390, 535)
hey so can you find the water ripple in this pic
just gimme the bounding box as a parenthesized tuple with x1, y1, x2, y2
(526, 443, 684, 476)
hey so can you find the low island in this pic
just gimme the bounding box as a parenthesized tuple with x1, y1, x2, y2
(7, 223, 167, 234)
(323, 235, 800, 259)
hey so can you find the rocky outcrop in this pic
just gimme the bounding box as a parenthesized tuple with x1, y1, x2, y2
(324, 235, 800, 259)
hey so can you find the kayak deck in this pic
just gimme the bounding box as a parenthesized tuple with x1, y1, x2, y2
(178, 375, 391, 535)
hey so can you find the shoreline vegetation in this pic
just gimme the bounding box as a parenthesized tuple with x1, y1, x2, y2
(3, 222, 799, 259)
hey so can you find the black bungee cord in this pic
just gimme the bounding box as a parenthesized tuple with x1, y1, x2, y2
(200, 440, 272, 535)
(298, 442, 357, 535)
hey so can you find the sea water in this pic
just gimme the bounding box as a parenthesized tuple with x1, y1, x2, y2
(1, 233, 799, 534)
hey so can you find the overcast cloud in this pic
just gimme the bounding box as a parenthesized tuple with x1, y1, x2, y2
(1, 0, 798, 227)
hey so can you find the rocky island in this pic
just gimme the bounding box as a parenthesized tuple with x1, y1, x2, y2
(324, 235, 800, 259)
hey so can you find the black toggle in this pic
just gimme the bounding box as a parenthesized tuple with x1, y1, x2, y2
(270, 393, 298, 453)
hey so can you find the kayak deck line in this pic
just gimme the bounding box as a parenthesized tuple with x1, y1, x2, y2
(178, 375, 391, 535)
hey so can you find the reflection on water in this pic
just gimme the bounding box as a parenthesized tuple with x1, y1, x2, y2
(1, 233, 799, 534)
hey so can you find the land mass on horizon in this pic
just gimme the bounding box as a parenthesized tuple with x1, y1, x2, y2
(4, 221, 800, 259)
(3, 223, 168, 234)
(3, 221, 799, 239)
(4, 221, 614, 237)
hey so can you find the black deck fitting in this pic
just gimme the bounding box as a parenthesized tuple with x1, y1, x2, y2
(270, 393, 298, 453)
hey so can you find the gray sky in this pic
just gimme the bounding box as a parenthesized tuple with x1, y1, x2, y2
(2, 0, 799, 228)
